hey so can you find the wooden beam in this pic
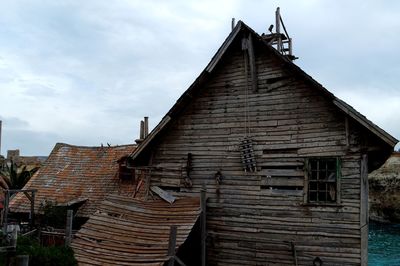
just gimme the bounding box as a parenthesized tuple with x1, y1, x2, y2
(291, 242, 298, 266)
(23, 191, 32, 202)
(30, 191, 35, 228)
(2, 191, 9, 234)
(6, 189, 37, 193)
(360, 154, 368, 266)
(360, 154, 368, 226)
(361, 224, 368, 266)
(130, 115, 171, 161)
(65, 209, 73, 247)
(247, 34, 257, 92)
(275, 7, 282, 52)
(150, 186, 176, 204)
(140, 120, 144, 139)
(167, 225, 177, 266)
(175, 256, 187, 266)
(345, 116, 349, 148)
(144, 116, 149, 138)
(334, 99, 398, 147)
(201, 185, 207, 266)
(275, 7, 280, 35)
(206, 21, 243, 73)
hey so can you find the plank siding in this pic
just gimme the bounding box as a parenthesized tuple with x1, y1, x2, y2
(144, 41, 367, 265)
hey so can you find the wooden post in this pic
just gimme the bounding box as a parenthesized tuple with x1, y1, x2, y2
(140, 120, 144, 139)
(275, 7, 282, 52)
(0, 120, 2, 155)
(291, 242, 298, 266)
(360, 154, 368, 266)
(3, 190, 9, 234)
(275, 7, 280, 34)
(30, 191, 35, 228)
(144, 116, 149, 138)
(247, 34, 257, 92)
(10, 225, 17, 247)
(167, 225, 177, 266)
(201, 185, 207, 266)
(360, 154, 368, 226)
(65, 209, 73, 247)
(345, 116, 350, 148)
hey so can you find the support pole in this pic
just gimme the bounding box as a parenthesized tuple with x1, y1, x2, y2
(360, 154, 369, 265)
(275, 7, 282, 53)
(3, 190, 9, 234)
(247, 34, 257, 92)
(30, 191, 35, 228)
(0, 120, 2, 155)
(65, 210, 73, 247)
(345, 116, 350, 148)
(291, 241, 298, 266)
(167, 225, 177, 266)
(140, 120, 144, 139)
(144, 116, 149, 138)
(201, 185, 207, 266)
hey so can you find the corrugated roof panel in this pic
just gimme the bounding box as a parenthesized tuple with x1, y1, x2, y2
(72, 194, 201, 265)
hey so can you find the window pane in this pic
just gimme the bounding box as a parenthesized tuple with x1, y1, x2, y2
(327, 159, 336, 171)
(319, 160, 327, 171)
(319, 170, 327, 180)
(309, 181, 317, 190)
(307, 158, 338, 204)
(328, 183, 336, 201)
(318, 191, 327, 202)
(310, 170, 318, 180)
(327, 171, 336, 181)
(309, 191, 317, 202)
(310, 159, 318, 170)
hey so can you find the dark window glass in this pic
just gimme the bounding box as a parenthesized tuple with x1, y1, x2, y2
(308, 158, 338, 203)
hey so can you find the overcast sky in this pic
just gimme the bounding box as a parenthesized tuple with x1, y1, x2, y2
(0, 0, 399, 156)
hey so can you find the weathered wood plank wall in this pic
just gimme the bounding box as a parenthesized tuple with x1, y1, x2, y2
(147, 39, 365, 265)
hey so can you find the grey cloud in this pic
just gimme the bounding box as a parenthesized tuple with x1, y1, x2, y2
(0, 0, 399, 155)
(0, 116, 30, 130)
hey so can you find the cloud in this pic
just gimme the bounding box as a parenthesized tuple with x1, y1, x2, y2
(335, 87, 400, 137)
(0, 0, 399, 155)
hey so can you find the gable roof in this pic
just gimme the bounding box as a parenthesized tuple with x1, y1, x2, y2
(71, 194, 201, 265)
(131, 21, 397, 161)
(10, 143, 136, 217)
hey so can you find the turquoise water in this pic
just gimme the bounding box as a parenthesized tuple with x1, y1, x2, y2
(369, 222, 400, 265)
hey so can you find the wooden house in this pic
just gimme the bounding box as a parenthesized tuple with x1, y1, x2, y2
(129, 21, 398, 265)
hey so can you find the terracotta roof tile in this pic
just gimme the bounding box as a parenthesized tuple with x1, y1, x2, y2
(10, 143, 136, 217)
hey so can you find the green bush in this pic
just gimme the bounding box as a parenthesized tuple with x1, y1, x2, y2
(39, 200, 68, 228)
(17, 236, 77, 266)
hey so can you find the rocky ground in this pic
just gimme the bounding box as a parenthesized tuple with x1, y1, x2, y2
(369, 152, 400, 223)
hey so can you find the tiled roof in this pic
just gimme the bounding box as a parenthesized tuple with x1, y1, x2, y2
(10, 143, 136, 217)
(72, 194, 201, 265)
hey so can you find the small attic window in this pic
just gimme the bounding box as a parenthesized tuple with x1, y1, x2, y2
(118, 156, 134, 181)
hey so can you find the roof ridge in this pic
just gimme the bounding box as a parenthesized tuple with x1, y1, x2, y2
(54, 142, 136, 149)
